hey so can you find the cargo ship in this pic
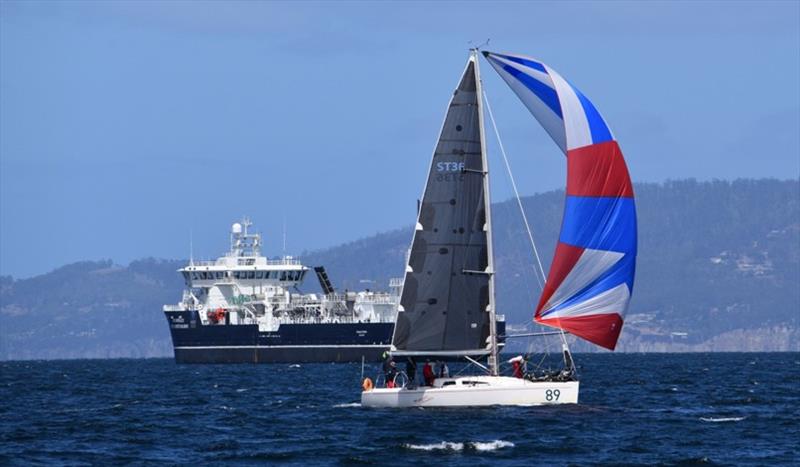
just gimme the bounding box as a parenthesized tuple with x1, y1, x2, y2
(163, 218, 400, 363)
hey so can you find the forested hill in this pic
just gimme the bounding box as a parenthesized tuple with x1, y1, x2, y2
(1, 179, 798, 360)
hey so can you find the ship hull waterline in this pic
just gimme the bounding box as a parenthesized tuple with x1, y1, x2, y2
(173, 345, 389, 364)
(361, 376, 579, 407)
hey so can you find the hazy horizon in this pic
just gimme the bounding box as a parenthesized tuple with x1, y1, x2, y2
(2, 176, 796, 281)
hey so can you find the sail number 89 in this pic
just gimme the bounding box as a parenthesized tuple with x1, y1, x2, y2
(545, 389, 560, 401)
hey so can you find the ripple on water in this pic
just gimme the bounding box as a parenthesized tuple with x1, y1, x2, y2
(1, 354, 797, 465)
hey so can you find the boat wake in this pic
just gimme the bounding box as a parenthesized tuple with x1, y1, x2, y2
(403, 440, 514, 452)
(700, 416, 746, 423)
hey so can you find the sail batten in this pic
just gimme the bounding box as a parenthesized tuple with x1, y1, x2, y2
(484, 50, 637, 351)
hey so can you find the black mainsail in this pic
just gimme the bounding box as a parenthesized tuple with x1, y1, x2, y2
(392, 54, 497, 361)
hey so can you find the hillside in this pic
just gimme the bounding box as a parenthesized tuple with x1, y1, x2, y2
(1, 179, 798, 359)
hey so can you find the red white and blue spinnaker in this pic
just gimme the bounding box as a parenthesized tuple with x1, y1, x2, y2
(484, 51, 636, 350)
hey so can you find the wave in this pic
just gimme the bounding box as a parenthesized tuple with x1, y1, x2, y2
(471, 440, 515, 451)
(700, 416, 746, 423)
(333, 403, 361, 408)
(403, 440, 514, 452)
(404, 442, 464, 451)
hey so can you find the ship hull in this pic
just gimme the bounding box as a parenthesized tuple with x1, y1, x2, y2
(165, 310, 394, 363)
(173, 345, 388, 364)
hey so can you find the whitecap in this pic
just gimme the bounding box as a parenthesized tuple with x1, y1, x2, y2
(236, 388, 248, 393)
(289, 364, 301, 368)
(403, 440, 514, 452)
(471, 440, 515, 451)
(404, 442, 464, 451)
(333, 402, 361, 408)
(700, 416, 745, 423)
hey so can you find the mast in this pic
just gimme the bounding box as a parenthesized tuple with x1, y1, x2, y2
(473, 49, 499, 376)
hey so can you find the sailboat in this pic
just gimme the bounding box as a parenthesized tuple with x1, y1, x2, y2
(361, 49, 636, 407)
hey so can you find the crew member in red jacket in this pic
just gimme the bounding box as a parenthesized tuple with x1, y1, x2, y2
(422, 360, 435, 386)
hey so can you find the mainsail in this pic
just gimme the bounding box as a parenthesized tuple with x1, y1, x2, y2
(392, 55, 494, 356)
(483, 51, 637, 350)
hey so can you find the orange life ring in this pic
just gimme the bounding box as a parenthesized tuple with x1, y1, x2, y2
(362, 377, 374, 392)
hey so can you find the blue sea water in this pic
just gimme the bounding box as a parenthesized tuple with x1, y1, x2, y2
(1, 353, 798, 465)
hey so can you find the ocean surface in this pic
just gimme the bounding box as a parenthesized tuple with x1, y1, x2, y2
(1, 353, 798, 465)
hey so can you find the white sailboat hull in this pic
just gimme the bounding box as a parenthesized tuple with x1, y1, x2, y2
(361, 376, 579, 408)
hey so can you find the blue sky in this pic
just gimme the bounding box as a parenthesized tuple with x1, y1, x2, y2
(1, 1, 798, 278)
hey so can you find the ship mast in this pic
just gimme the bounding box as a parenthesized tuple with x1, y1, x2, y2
(473, 48, 499, 376)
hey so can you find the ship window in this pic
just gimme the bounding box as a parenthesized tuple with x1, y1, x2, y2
(442, 381, 456, 387)
(255, 271, 263, 279)
(281, 271, 287, 281)
(218, 272, 224, 279)
(247, 271, 255, 279)
(233, 271, 240, 279)
(463, 381, 489, 386)
(182, 272, 190, 281)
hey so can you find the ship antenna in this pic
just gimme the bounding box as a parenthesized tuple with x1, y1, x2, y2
(282, 217, 287, 255)
(189, 228, 194, 266)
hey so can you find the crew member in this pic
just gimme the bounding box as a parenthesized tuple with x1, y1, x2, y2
(423, 360, 435, 386)
(382, 351, 395, 387)
(405, 358, 417, 387)
(438, 361, 449, 378)
(510, 355, 524, 378)
(386, 361, 398, 388)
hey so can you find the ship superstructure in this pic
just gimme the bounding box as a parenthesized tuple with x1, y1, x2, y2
(163, 218, 400, 363)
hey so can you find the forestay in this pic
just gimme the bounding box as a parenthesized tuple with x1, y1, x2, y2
(483, 51, 637, 350)
(392, 57, 493, 356)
